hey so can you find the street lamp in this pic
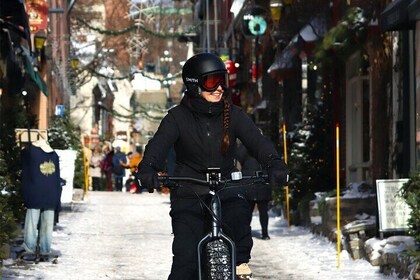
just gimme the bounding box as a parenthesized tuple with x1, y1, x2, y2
(33, 30, 47, 63)
(163, 73, 176, 107)
(70, 56, 80, 70)
(270, 0, 283, 22)
(160, 50, 174, 107)
(160, 50, 173, 76)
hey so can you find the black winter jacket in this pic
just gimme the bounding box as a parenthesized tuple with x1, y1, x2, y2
(138, 95, 282, 197)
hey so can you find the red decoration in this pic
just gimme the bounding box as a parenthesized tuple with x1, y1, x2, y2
(251, 61, 263, 82)
(224, 60, 237, 88)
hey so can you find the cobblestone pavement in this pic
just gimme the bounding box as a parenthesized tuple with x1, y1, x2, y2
(2, 191, 396, 280)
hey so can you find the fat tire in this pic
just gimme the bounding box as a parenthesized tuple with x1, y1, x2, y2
(205, 239, 232, 280)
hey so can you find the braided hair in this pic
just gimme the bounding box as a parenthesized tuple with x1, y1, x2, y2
(221, 96, 230, 155)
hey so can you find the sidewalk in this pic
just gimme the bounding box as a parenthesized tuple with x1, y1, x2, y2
(2, 191, 402, 279)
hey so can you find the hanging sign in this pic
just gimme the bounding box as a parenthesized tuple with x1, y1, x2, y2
(242, 6, 268, 37)
(55, 105, 65, 116)
(26, 0, 49, 32)
(248, 16, 267, 36)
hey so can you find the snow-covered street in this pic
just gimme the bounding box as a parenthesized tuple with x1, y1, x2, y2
(2, 191, 400, 279)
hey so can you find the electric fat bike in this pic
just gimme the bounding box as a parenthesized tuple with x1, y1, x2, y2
(155, 168, 267, 280)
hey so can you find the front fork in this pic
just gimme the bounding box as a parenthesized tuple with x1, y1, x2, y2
(197, 183, 236, 280)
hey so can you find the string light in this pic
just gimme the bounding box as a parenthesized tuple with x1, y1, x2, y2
(89, 68, 181, 82)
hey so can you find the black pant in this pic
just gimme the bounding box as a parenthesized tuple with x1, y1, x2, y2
(92, 177, 102, 191)
(114, 177, 123, 191)
(168, 195, 252, 280)
(248, 200, 269, 237)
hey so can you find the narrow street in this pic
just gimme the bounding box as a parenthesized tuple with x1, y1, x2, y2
(2, 192, 397, 280)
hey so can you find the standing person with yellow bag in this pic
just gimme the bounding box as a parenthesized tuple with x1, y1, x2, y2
(121, 145, 143, 192)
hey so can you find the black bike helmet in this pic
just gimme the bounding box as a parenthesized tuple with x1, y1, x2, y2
(182, 52, 229, 97)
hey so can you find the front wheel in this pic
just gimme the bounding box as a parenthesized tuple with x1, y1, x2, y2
(205, 239, 232, 280)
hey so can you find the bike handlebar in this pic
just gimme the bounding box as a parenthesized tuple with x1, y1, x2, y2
(157, 173, 268, 188)
(158, 176, 207, 185)
(134, 169, 268, 193)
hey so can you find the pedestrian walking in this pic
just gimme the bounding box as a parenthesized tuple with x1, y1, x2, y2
(112, 146, 127, 192)
(137, 52, 288, 280)
(20, 139, 62, 260)
(101, 146, 114, 192)
(236, 141, 272, 240)
(89, 146, 103, 191)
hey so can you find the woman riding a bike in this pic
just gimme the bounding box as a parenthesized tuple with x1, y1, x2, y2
(137, 52, 288, 280)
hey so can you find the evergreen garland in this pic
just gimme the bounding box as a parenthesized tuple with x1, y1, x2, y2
(76, 18, 198, 39)
(90, 68, 181, 82)
(101, 103, 168, 123)
(314, 7, 369, 70)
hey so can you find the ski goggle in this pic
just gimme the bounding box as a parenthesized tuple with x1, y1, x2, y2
(198, 72, 229, 92)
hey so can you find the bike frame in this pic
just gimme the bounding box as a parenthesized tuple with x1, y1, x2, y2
(196, 168, 236, 280)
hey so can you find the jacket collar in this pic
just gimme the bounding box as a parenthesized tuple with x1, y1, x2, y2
(181, 95, 224, 116)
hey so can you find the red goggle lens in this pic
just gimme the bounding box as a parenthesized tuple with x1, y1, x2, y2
(200, 73, 228, 91)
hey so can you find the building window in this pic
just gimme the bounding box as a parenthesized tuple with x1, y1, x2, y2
(346, 52, 370, 183)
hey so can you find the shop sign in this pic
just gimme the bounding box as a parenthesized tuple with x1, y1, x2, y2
(26, 0, 49, 32)
(376, 179, 411, 232)
(242, 6, 268, 37)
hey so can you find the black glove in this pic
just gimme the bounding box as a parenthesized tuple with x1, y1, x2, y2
(267, 159, 289, 186)
(139, 173, 159, 193)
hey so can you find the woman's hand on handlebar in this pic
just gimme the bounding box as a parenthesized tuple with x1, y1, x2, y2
(138, 172, 161, 193)
(136, 171, 169, 193)
(267, 159, 289, 186)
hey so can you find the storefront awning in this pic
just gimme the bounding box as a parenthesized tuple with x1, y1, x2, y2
(268, 17, 326, 81)
(380, 0, 415, 31)
(408, 0, 420, 21)
(267, 40, 300, 81)
(293, 17, 327, 55)
(24, 53, 48, 96)
(296, 17, 326, 42)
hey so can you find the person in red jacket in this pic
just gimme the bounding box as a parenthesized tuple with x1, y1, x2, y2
(100, 146, 114, 192)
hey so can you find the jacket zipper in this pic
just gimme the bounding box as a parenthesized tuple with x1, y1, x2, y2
(206, 120, 211, 167)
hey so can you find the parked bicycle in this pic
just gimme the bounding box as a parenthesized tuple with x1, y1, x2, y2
(142, 167, 267, 280)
